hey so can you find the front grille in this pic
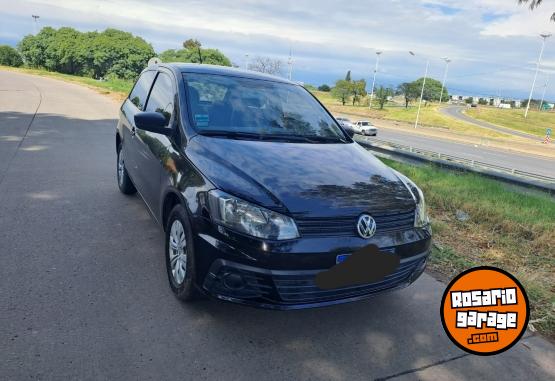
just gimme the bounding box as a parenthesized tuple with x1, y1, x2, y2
(273, 257, 423, 303)
(295, 209, 415, 238)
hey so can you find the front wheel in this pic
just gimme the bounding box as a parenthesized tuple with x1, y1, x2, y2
(165, 205, 197, 301)
(117, 143, 136, 195)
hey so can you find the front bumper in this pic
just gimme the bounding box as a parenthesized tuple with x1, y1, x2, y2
(201, 250, 429, 310)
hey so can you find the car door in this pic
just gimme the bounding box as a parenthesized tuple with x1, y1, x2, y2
(121, 70, 157, 182)
(133, 69, 177, 219)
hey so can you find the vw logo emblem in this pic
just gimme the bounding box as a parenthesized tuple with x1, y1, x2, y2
(357, 214, 376, 239)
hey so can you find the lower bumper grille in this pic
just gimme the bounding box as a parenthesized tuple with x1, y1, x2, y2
(273, 257, 424, 303)
(203, 255, 426, 306)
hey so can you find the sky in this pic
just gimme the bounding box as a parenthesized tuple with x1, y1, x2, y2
(1, 0, 555, 100)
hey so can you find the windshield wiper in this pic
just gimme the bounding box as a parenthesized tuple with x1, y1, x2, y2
(198, 130, 346, 143)
(198, 130, 265, 140)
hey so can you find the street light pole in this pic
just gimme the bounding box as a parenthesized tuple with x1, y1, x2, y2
(409, 51, 429, 129)
(32, 15, 40, 34)
(539, 76, 549, 111)
(525, 33, 551, 118)
(369, 51, 382, 108)
(439, 57, 451, 104)
(287, 47, 293, 81)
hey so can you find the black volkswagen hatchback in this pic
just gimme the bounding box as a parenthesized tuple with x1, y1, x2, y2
(116, 63, 431, 309)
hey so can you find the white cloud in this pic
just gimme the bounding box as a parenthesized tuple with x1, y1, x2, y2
(2, 0, 555, 98)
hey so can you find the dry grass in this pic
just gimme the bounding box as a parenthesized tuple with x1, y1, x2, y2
(312, 90, 511, 139)
(466, 106, 555, 137)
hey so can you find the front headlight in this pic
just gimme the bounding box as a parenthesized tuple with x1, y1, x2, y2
(207, 190, 299, 240)
(392, 170, 429, 228)
(413, 186, 429, 228)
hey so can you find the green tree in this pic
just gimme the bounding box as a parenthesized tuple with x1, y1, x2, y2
(410, 77, 448, 102)
(88, 28, 155, 79)
(159, 45, 231, 67)
(331, 80, 351, 105)
(18, 27, 154, 79)
(397, 82, 419, 108)
(375, 86, 393, 109)
(350, 79, 367, 105)
(0, 45, 23, 67)
(183, 39, 201, 50)
(18, 27, 57, 69)
(318, 84, 331, 92)
(465, 97, 474, 104)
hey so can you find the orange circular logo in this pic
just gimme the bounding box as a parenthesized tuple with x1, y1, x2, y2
(440, 266, 529, 356)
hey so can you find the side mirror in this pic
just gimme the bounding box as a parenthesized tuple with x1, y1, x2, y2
(134, 112, 172, 135)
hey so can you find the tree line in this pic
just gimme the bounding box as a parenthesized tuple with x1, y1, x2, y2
(0, 27, 231, 81)
(318, 72, 449, 109)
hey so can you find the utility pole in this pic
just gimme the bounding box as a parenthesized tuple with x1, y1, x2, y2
(539, 76, 549, 111)
(244, 53, 249, 70)
(32, 15, 40, 34)
(439, 57, 451, 104)
(525, 33, 551, 118)
(368, 51, 382, 108)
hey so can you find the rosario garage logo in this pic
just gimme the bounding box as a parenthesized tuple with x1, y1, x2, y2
(440, 266, 529, 356)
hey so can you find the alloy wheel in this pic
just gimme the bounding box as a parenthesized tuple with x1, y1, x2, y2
(169, 220, 187, 284)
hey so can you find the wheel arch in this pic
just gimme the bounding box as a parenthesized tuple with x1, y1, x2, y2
(161, 189, 187, 232)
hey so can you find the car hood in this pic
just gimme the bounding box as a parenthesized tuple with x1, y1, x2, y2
(187, 135, 416, 217)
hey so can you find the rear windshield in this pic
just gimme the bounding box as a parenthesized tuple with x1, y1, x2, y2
(183, 73, 347, 142)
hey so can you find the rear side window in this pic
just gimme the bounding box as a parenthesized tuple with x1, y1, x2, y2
(129, 71, 156, 110)
(145, 72, 174, 124)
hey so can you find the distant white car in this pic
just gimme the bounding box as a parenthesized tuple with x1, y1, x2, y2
(354, 121, 378, 136)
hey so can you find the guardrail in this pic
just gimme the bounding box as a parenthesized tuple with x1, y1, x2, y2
(355, 136, 555, 193)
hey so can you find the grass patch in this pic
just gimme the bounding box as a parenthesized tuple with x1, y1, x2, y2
(311, 90, 509, 139)
(380, 158, 555, 338)
(0, 65, 132, 100)
(465, 106, 554, 137)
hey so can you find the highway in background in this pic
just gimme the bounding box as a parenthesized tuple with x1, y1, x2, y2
(370, 128, 554, 179)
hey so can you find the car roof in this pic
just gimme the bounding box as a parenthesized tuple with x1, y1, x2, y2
(150, 63, 295, 84)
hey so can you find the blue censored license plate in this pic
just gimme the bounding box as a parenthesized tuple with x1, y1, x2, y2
(336, 248, 395, 264)
(336, 254, 350, 264)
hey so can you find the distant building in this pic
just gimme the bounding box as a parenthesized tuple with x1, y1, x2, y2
(449, 95, 522, 108)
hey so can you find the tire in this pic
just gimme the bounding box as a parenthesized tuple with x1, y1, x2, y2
(116, 142, 136, 195)
(363, 130, 369, 136)
(165, 204, 197, 301)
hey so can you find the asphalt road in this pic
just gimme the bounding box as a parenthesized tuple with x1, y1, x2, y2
(367, 129, 554, 179)
(1, 71, 554, 380)
(440, 105, 538, 140)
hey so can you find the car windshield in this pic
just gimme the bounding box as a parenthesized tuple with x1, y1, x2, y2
(184, 73, 347, 143)
(360, 122, 370, 126)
